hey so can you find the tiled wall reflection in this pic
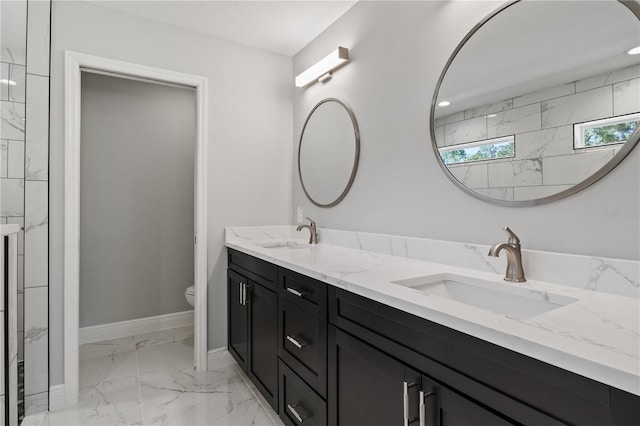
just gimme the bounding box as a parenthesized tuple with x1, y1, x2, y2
(0, 0, 51, 415)
(434, 65, 640, 201)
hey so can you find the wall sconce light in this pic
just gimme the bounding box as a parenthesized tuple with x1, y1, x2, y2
(295, 47, 350, 88)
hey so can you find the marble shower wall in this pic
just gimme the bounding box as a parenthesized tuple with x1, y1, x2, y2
(0, 0, 51, 415)
(434, 65, 640, 201)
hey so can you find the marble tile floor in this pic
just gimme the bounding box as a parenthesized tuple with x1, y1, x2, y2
(26, 328, 283, 426)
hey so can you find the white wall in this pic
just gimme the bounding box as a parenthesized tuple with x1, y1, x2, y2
(50, 1, 293, 385)
(292, 1, 640, 261)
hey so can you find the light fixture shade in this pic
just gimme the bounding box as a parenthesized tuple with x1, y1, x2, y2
(295, 47, 349, 88)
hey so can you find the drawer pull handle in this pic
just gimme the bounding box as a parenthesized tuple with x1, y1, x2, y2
(286, 335, 307, 349)
(286, 287, 305, 298)
(287, 404, 308, 423)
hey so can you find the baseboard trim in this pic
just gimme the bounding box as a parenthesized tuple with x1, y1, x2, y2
(207, 346, 227, 358)
(207, 346, 234, 370)
(79, 310, 194, 345)
(49, 384, 66, 412)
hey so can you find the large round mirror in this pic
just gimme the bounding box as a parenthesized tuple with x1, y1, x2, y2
(299, 98, 360, 207)
(431, 0, 640, 206)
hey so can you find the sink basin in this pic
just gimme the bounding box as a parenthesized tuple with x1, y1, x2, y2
(256, 241, 311, 250)
(392, 273, 577, 319)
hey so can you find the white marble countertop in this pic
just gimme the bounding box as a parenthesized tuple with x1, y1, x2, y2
(226, 231, 640, 396)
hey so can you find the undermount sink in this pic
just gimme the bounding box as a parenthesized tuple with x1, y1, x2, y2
(392, 273, 577, 319)
(257, 241, 311, 250)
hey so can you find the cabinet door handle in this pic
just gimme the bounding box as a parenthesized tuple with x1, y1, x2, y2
(419, 390, 425, 426)
(286, 287, 305, 298)
(403, 381, 409, 426)
(239, 282, 244, 305)
(419, 390, 435, 426)
(244, 284, 252, 304)
(287, 404, 308, 423)
(242, 283, 247, 305)
(286, 335, 307, 349)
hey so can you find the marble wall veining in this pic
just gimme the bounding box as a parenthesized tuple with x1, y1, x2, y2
(434, 65, 639, 201)
(226, 226, 640, 300)
(0, 0, 51, 415)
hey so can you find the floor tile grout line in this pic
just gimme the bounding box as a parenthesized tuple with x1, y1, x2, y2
(135, 349, 145, 425)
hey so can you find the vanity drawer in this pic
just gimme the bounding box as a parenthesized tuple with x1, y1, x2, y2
(228, 248, 278, 291)
(279, 359, 327, 426)
(279, 297, 327, 397)
(279, 268, 327, 317)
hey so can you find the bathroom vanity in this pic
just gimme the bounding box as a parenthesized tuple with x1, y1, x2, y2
(226, 227, 639, 425)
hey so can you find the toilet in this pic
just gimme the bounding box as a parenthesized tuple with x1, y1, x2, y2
(185, 286, 195, 307)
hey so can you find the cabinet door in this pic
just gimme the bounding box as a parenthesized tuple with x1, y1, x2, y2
(420, 376, 515, 426)
(227, 269, 248, 371)
(329, 326, 421, 426)
(248, 282, 279, 410)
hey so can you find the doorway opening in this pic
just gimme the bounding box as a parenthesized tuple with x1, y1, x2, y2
(63, 52, 208, 407)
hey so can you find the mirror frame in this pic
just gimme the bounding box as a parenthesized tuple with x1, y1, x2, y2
(298, 98, 361, 208)
(430, 0, 640, 207)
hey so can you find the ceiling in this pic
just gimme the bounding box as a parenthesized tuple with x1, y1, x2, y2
(87, 0, 357, 57)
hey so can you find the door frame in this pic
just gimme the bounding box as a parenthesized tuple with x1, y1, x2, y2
(63, 51, 208, 406)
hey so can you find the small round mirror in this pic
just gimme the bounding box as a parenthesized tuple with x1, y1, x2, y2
(298, 98, 360, 207)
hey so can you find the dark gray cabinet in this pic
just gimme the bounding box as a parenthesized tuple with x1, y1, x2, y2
(279, 360, 327, 426)
(227, 269, 248, 371)
(420, 375, 515, 426)
(277, 268, 329, 425)
(329, 325, 521, 426)
(228, 249, 640, 425)
(329, 325, 421, 426)
(227, 250, 279, 410)
(247, 281, 279, 408)
(278, 268, 328, 398)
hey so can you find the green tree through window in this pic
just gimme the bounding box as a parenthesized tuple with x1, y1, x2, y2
(440, 139, 514, 165)
(583, 121, 638, 147)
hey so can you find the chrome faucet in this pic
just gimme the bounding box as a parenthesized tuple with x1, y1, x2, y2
(488, 226, 526, 283)
(296, 217, 318, 244)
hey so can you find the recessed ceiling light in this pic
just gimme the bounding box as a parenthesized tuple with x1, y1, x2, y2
(0, 79, 17, 86)
(438, 101, 450, 107)
(626, 46, 640, 55)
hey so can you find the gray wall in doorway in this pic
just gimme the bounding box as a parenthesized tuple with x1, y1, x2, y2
(79, 72, 195, 328)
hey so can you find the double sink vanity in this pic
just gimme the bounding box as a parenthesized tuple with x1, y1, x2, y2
(226, 225, 639, 425)
(229, 1, 640, 424)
